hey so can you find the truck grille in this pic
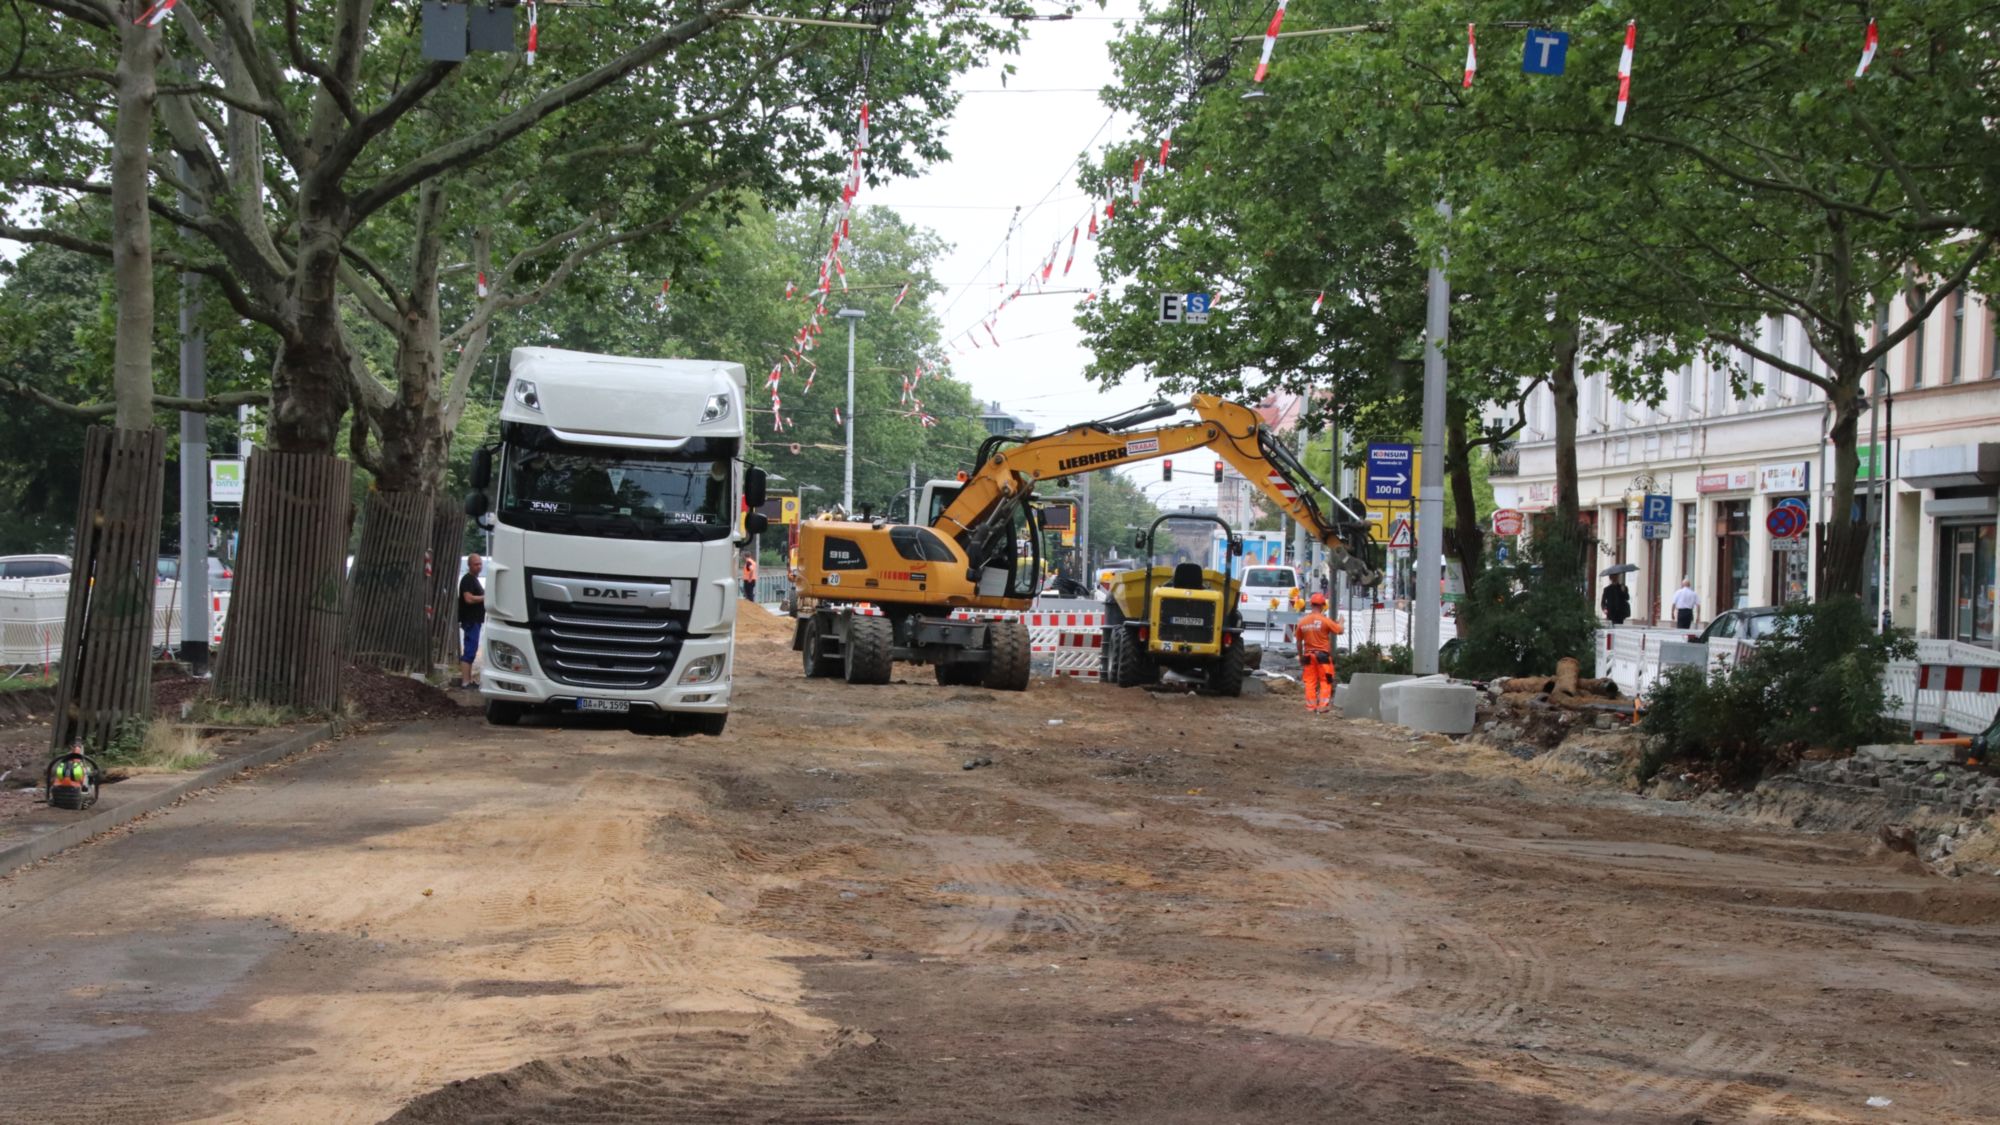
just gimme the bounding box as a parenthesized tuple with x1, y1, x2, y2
(528, 570, 693, 691)
(1156, 596, 1218, 646)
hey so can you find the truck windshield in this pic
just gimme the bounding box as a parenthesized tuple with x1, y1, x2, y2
(498, 442, 730, 541)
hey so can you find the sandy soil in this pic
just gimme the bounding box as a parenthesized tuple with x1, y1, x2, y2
(0, 602, 1996, 1124)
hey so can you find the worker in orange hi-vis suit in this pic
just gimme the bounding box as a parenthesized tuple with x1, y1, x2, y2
(1293, 592, 1343, 714)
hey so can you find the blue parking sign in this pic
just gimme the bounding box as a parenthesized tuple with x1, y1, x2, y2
(1642, 493, 1672, 524)
(1522, 29, 1569, 75)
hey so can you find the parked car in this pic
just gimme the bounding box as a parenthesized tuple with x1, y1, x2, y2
(0, 554, 72, 579)
(156, 555, 234, 592)
(1691, 605, 1783, 644)
(1238, 564, 1302, 627)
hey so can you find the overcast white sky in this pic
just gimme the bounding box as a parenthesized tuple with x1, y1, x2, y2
(868, 5, 1222, 510)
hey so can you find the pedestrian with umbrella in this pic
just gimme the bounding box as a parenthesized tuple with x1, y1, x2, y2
(1600, 563, 1636, 627)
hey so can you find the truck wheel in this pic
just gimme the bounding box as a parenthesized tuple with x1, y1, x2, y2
(982, 618, 1030, 692)
(802, 615, 841, 678)
(1210, 639, 1247, 698)
(844, 615, 894, 685)
(1106, 628, 1155, 688)
(485, 699, 524, 726)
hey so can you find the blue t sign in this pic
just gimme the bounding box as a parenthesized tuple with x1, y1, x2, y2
(1522, 29, 1569, 75)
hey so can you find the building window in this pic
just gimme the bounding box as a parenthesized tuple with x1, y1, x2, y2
(1681, 502, 1698, 590)
(1909, 290, 1927, 388)
(1950, 292, 1966, 384)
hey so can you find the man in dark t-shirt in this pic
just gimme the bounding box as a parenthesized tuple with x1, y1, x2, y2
(459, 554, 485, 688)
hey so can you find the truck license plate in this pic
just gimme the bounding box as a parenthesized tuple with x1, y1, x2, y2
(575, 698, 631, 714)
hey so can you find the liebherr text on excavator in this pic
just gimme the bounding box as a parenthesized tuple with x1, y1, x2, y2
(790, 396, 1381, 690)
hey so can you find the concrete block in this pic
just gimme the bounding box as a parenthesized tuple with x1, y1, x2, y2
(1377, 675, 1449, 725)
(1856, 743, 1956, 765)
(1398, 683, 1480, 735)
(1333, 683, 1351, 711)
(1344, 672, 1417, 721)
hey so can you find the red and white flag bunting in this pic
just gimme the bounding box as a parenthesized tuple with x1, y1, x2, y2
(1855, 19, 1878, 78)
(784, 280, 796, 299)
(1252, 0, 1289, 84)
(834, 407, 843, 425)
(1311, 290, 1324, 315)
(892, 282, 910, 312)
(1157, 134, 1171, 171)
(476, 271, 489, 298)
(1088, 211, 1099, 238)
(1614, 21, 1635, 126)
(525, 1, 539, 65)
(1063, 226, 1079, 274)
(1130, 157, 1146, 202)
(1463, 24, 1476, 89)
(135, 0, 175, 26)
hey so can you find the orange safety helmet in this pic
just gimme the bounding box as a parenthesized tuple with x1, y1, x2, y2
(1308, 592, 1327, 608)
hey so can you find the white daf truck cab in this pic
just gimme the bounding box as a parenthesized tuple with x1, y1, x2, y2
(465, 347, 768, 734)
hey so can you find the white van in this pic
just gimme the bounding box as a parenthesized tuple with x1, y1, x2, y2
(1238, 564, 1301, 627)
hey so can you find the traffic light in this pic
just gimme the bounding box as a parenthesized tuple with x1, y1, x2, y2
(1162, 459, 1173, 482)
(1213, 459, 1225, 482)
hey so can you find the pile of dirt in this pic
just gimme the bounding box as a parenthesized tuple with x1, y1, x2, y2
(735, 600, 795, 643)
(0, 684, 56, 725)
(151, 670, 210, 716)
(344, 665, 470, 721)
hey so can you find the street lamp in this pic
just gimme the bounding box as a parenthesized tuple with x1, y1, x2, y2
(836, 307, 866, 511)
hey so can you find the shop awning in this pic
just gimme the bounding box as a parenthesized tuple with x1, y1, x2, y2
(1899, 443, 2000, 490)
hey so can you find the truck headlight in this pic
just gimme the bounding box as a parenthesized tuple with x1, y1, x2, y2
(513, 379, 541, 411)
(489, 640, 531, 674)
(679, 654, 726, 685)
(700, 393, 731, 424)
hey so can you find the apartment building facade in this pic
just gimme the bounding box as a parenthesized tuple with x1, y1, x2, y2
(1490, 290, 2000, 647)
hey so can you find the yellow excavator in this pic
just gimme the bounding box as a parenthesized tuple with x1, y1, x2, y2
(790, 395, 1381, 689)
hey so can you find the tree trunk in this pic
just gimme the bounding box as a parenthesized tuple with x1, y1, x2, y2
(268, 212, 354, 455)
(111, 10, 158, 431)
(1821, 373, 1868, 599)
(1446, 407, 1485, 603)
(1551, 322, 1582, 529)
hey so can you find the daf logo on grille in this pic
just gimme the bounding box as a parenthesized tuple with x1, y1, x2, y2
(582, 587, 639, 599)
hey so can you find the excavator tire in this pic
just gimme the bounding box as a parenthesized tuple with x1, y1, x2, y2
(802, 616, 841, 678)
(1209, 639, 1247, 698)
(843, 614, 895, 685)
(982, 618, 1031, 692)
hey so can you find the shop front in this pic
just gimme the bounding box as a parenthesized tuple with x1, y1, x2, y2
(1698, 468, 1756, 611)
(1759, 461, 1812, 606)
(1901, 443, 2000, 647)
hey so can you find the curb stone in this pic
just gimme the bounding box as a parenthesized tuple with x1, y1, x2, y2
(0, 720, 341, 877)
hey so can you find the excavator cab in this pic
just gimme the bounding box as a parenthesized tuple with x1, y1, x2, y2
(1102, 514, 1254, 696)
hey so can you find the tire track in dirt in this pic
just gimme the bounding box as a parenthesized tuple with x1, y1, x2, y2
(1573, 1031, 1780, 1122)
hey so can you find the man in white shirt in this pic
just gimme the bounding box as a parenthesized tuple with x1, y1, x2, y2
(1671, 579, 1699, 630)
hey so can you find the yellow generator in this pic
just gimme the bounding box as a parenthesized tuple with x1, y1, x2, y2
(1101, 515, 1256, 695)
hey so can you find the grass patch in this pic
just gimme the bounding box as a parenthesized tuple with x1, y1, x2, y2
(183, 697, 303, 728)
(98, 719, 216, 771)
(0, 671, 57, 694)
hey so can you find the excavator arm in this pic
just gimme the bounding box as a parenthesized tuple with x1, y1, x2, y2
(936, 395, 1381, 587)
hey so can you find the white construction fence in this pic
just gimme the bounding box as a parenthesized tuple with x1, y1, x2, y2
(1596, 625, 2000, 736)
(0, 577, 229, 672)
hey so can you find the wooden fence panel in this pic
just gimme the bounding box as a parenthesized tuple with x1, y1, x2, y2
(345, 490, 434, 673)
(214, 450, 353, 712)
(50, 426, 167, 754)
(425, 494, 465, 668)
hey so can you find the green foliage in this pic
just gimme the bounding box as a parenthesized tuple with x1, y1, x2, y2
(184, 697, 303, 729)
(1640, 599, 1916, 784)
(1336, 643, 1412, 684)
(1453, 523, 1597, 681)
(98, 720, 215, 772)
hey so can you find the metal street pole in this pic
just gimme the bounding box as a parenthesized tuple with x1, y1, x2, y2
(1413, 202, 1450, 675)
(836, 307, 865, 511)
(176, 157, 209, 674)
(1079, 471, 1092, 572)
(1870, 301, 1887, 628)
(908, 461, 917, 523)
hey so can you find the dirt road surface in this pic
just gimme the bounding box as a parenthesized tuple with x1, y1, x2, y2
(3, 606, 1998, 1123)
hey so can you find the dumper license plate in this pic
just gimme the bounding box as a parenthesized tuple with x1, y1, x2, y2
(575, 698, 631, 714)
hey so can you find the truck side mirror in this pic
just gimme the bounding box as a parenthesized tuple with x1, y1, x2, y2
(744, 511, 769, 536)
(1230, 536, 1244, 557)
(463, 490, 490, 518)
(744, 466, 768, 509)
(469, 446, 493, 490)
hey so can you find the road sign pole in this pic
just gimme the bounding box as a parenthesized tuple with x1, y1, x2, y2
(1412, 202, 1449, 675)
